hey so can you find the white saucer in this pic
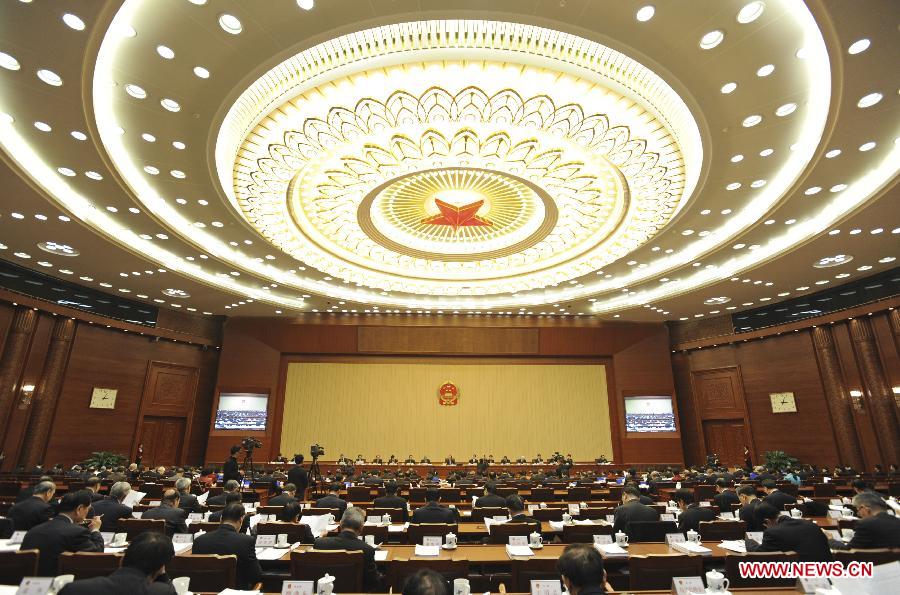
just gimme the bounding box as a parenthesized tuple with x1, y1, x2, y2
(530, 544, 544, 549)
(273, 543, 291, 549)
(442, 544, 458, 550)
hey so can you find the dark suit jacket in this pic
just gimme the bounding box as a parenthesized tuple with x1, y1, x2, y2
(411, 502, 458, 524)
(9, 496, 53, 531)
(192, 524, 261, 589)
(315, 494, 348, 519)
(846, 512, 900, 549)
(59, 567, 176, 594)
(474, 494, 507, 508)
(739, 499, 763, 531)
(677, 504, 718, 535)
(508, 513, 541, 534)
(287, 465, 309, 494)
(715, 490, 741, 511)
(613, 501, 660, 537)
(177, 491, 201, 514)
(90, 497, 133, 533)
(444, 458, 456, 465)
(21, 515, 105, 575)
(763, 490, 797, 510)
(268, 493, 298, 507)
(747, 517, 832, 562)
(207, 491, 236, 507)
(223, 456, 241, 482)
(372, 495, 409, 522)
(313, 529, 380, 591)
(142, 504, 188, 536)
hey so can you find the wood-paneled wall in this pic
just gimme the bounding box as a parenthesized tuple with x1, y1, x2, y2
(0, 300, 220, 469)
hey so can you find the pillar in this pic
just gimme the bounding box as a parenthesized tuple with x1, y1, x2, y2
(849, 318, 900, 464)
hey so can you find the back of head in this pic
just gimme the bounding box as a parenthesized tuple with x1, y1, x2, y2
(753, 502, 780, 527)
(33, 480, 55, 497)
(761, 479, 776, 490)
(283, 483, 297, 494)
(851, 479, 870, 491)
(161, 489, 179, 505)
(672, 489, 693, 505)
(294, 454, 304, 465)
(557, 543, 606, 590)
(175, 477, 191, 492)
(622, 486, 641, 500)
(58, 489, 93, 512)
(224, 492, 243, 505)
(109, 481, 132, 501)
(485, 481, 497, 495)
(221, 502, 245, 523)
(277, 502, 303, 522)
(852, 491, 887, 512)
(341, 507, 365, 531)
(329, 482, 342, 493)
(506, 494, 525, 513)
(715, 478, 728, 489)
(225, 479, 240, 492)
(86, 477, 101, 489)
(385, 482, 399, 495)
(123, 531, 175, 574)
(402, 568, 449, 595)
(737, 485, 757, 498)
(425, 488, 440, 502)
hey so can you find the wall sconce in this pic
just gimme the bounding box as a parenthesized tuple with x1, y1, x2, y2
(893, 386, 900, 408)
(18, 383, 36, 409)
(849, 389, 864, 411)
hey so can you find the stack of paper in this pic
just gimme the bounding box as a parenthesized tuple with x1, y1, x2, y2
(671, 541, 713, 556)
(172, 542, 193, 554)
(122, 490, 146, 508)
(257, 546, 295, 561)
(719, 540, 747, 553)
(594, 543, 628, 558)
(548, 521, 565, 531)
(414, 545, 440, 556)
(506, 545, 535, 558)
(388, 523, 410, 533)
(374, 550, 389, 561)
(300, 515, 330, 538)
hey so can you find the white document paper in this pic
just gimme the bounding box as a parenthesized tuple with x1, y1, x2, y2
(567, 504, 580, 515)
(257, 547, 292, 561)
(548, 521, 565, 532)
(594, 543, 628, 558)
(831, 560, 900, 594)
(719, 540, 747, 553)
(745, 531, 763, 542)
(506, 545, 535, 558)
(300, 515, 330, 538)
(15, 577, 54, 595)
(196, 491, 209, 505)
(388, 522, 410, 533)
(173, 542, 193, 554)
(414, 544, 440, 556)
(671, 541, 712, 556)
(122, 490, 146, 508)
(374, 550, 389, 561)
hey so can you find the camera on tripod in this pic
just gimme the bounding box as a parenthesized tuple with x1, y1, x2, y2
(242, 437, 262, 453)
(310, 444, 325, 458)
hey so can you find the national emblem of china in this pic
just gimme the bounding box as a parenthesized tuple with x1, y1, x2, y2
(438, 382, 459, 406)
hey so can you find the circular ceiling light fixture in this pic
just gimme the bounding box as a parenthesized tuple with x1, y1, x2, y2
(38, 241, 79, 256)
(62, 13, 86, 31)
(775, 102, 797, 116)
(0, 51, 20, 70)
(218, 14, 242, 34)
(193, 66, 209, 78)
(156, 45, 175, 59)
(699, 30, 724, 49)
(756, 63, 775, 77)
(162, 288, 190, 298)
(720, 82, 737, 94)
(847, 39, 870, 54)
(742, 114, 762, 127)
(296, 0, 315, 10)
(813, 254, 852, 268)
(125, 83, 146, 98)
(857, 92, 882, 108)
(704, 296, 731, 305)
(736, 1, 765, 24)
(635, 5, 655, 21)
(36, 69, 62, 86)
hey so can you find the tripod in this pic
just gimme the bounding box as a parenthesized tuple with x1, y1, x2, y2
(242, 448, 255, 478)
(310, 455, 322, 488)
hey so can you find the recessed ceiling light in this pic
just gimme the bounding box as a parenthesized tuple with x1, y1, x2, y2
(218, 13, 242, 34)
(635, 5, 655, 21)
(849, 228, 861, 235)
(85, 171, 103, 180)
(736, 1, 765, 23)
(62, 13, 86, 31)
(170, 169, 186, 179)
(847, 39, 870, 55)
(870, 228, 883, 235)
(33, 121, 51, 132)
(141, 132, 156, 142)
(57, 167, 75, 177)
(759, 148, 774, 157)
(721, 209, 732, 215)
(742, 114, 762, 127)
(681, 229, 694, 236)
(11, 212, 24, 219)
(162, 288, 190, 298)
(0, 51, 20, 70)
(804, 186, 821, 195)
(172, 141, 186, 150)
(106, 206, 118, 213)
(835, 273, 849, 279)
(297, 0, 315, 10)
(813, 254, 852, 268)
(828, 229, 840, 235)
(34, 214, 47, 220)
(700, 209, 711, 215)
(750, 179, 767, 188)
(128, 207, 140, 213)
(160, 98, 181, 112)
(197, 199, 208, 206)
(775, 102, 797, 116)
(117, 24, 137, 38)
(878, 256, 895, 263)
(830, 184, 847, 193)
(156, 45, 175, 59)
(59, 215, 70, 222)
(0, 113, 12, 124)
(13, 252, 30, 259)
(857, 92, 882, 108)
(858, 141, 876, 152)
(756, 64, 775, 77)
(211, 221, 224, 227)
(143, 165, 159, 175)
(733, 243, 746, 250)
(726, 182, 742, 190)
(720, 82, 737, 94)
(36, 69, 62, 86)
(730, 154, 744, 163)
(38, 241, 79, 256)
(825, 149, 841, 158)
(187, 0, 208, 4)
(785, 219, 796, 225)
(699, 30, 724, 49)
(70, 130, 87, 141)
(857, 265, 872, 271)
(193, 66, 210, 79)
(156, 233, 169, 240)
(125, 83, 146, 99)
(175, 198, 187, 205)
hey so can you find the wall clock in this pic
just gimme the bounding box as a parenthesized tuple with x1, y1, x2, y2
(89, 387, 118, 409)
(769, 392, 797, 413)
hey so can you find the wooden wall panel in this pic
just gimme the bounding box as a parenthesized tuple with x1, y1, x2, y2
(0, 304, 12, 362)
(833, 324, 881, 467)
(358, 326, 539, 354)
(692, 368, 746, 419)
(671, 352, 703, 465)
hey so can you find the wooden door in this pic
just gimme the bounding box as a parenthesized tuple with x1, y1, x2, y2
(702, 420, 747, 466)
(139, 416, 185, 467)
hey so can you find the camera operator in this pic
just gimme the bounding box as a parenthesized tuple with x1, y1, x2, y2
(223, 445, 242, 483)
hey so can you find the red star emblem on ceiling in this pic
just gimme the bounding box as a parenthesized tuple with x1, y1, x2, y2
(421, 198, 493, 230)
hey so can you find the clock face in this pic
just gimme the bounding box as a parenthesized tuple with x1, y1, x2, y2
(90, 387, 117, 409)
(769, 392, 797, 413)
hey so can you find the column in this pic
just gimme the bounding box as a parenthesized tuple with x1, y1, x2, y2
(811, 326, 864, 469)
(0, 307, 38, 445)
(18, 317, 76, 468)
(849, 318, 900, 464)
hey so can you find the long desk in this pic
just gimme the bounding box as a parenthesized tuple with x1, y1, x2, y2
(245, 462, 682, 479)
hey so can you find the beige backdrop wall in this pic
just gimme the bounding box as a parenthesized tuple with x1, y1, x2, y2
(281, 361, 612, 460)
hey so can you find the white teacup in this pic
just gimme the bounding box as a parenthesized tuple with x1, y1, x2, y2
(706, 570, 729, 592)
(453, 578, 471, 595)
(52, 575, 75, 592)
(172, 576, 190, 595)
(614, 531, 628, 546)
(445, 532, 457, 548)
(529, 532, 543, 547)
(325, 513, 336, 525)
(562, 513, 573, 524)
(382, 513, 391, 525)
(277, 533, 288, 546)
(790, 508, 803, 518)
(686, 529, 700, 543)
(364, 534, 375, 546)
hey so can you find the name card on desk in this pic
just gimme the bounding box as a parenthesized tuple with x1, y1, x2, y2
(567, 504, 580, 515)
(188, 513, 204, 521)
(824, 529, 841, 540)
(665, 533, 686, 546)
(256, 534, 276, 548)
(671, 576, 705, 595)
(796, 577, 832, 593)
(16, 577, 53, 595)
(367, 516, 382, 525)
(699, 501, 711, 507)
(827, 510, 842, 518)
(830, 499, 843, 506)
(422, 536, 442, 547)
(509, 535, 528, 546)
(530, 580, 562, 595)
(527, 504, 538, 513)
(173, 533, 193, 544)
(605, 515, 615, 523)
(719, 511, 736, 519)
(593, 534, 612, 545)
(282, 580, 314, 595)
(8, 531, 25, 545)
(660, 513, 676, 522)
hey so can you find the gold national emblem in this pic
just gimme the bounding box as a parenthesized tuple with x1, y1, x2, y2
(438, 382, 459, 406)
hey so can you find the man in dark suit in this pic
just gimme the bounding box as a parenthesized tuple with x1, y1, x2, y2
(761, 479, 796, 510)
(315, 483, 348, 520)
(373, 482, 409, 522)
(832, 492, 900, 549)
(613, 486, 660, 538)
(15, 475, 54, 503)
(91, 481, 134, 533)
(405, 454, 416, 464)
(21, 490, 105, 575)
(174, 478, 200, 514)
(557, 543, 608, 595)
(313, 507, 381, 591)
(737, 485, 763, 531)
(223, 445, 242, 483)
(714, 479, 741, 512)
(287, 455, 309, 498)
(85, 477, 105, 503)
(192, 503, 262, 590)
(746, 503, 832, 562)
(516, 455, 527, 463)
(268, 483, 298, 507)
(506, 495, 540, 534)
(142, 490, 188, 536)
(207, 479, 241, 507)
(533, 454, 544, 464)
(672, 489, 716, 536)
(411, 488, 458, 524)
(500, 455, 511, 464)
(372, 455, 384, 464)
(420, 455, 431, 464)
(59, 532, 177, 594)
(9, 480, 55, 531)
(474, 481, 507, 508)
(444, 454, 456, 465)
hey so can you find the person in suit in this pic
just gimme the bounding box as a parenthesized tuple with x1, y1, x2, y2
(208, 492, 251, 533)
(373, 482, 409, 522)
(474, 481, 507, 508)
(286, 455, 309, 498)
(174, 478, 200, 514)
(142, 490, 188, 536)
(90, 481, 134, 533)
(624, 481, 654, 505)
(223, 445, 242, 483)
(506, 495, 540, 534)
(21, 490, 105, 575)
(613, 486, 660, 538)
(373, 455, 384, 464)
(831, 492, 900, 549)
(556, 543, 608, 595)
(267, 502, 315, 543)
(714, 478, 741, 512)
(444, 454, 456, 465)
(207, 479, 241, 507)
(355, 455, 366, 465)
(469, 454, 479, 464)
(420, 455, 431, 464)
(15, 475, 54, 503)
(760, 479, 796, 510)
(500, 455, 511, 464)
(533, 454, 544, 464)
(745, 503, 832, 562)
(388, 454, 399, 464)
(315, 483, 348, 519)
(313, 507, 381, 591)
(737, 485, 763, 531)
(192, 503, 262, 590)
(85, 477, 105, 503)
(269, 483, 298, 507)
(402, 568, 449, 595)
(671, 489, 716, 536)
(59, 531, 177, 594)
(411, 488, 458, 524)
(404, 454, 416, 464)
(8, 480, 55, 531)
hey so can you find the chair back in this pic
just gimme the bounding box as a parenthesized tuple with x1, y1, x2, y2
(562, 523, 613, 543)
(361, 523, 389, 544)
(532, 508, 564, 522)
(347, 486, 371, 501)
(889, 482, 900, 498)
(142, 483, 164, 499)
(187, 521, 221, 534)
(470, 507, 507, 522)
(698, 520, 747, 541)
(257, 505, 282, 516)
(577, 507, 613, 520)
(290, 550, 364, 592)
(0, 482, 20, 498)
(369, 507, 405, 521)
(119, 518, 166, 540)
(776, 483, 799, 497)
(488, 522, 536, 544)
(439, 488, 461, 502)
(167, 554, 237, 591)
(607, 486, 623, 500)
(305, 507, 339, 516)
(496, 486, 517, 497)
(408, 487, 426, 502)
(510, 558, 562, 592)
(628, 520, 678, 542)
(567, 487, 590, 501)
(834, 548, 900, 566)
(256, 521, 314, 543)
(407, 523, 457, 545)
(693, 484, 716, 502)
(0, 550, 38, 585)
(530, 487, 554, 501)
(390, 559, 469, 591)
(838, 518, 858, 531)
(813, 483, 837, 497)
(628, 554, 704, 590)
(58, 552, 124, 579)
(725, 552, 798, 588)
